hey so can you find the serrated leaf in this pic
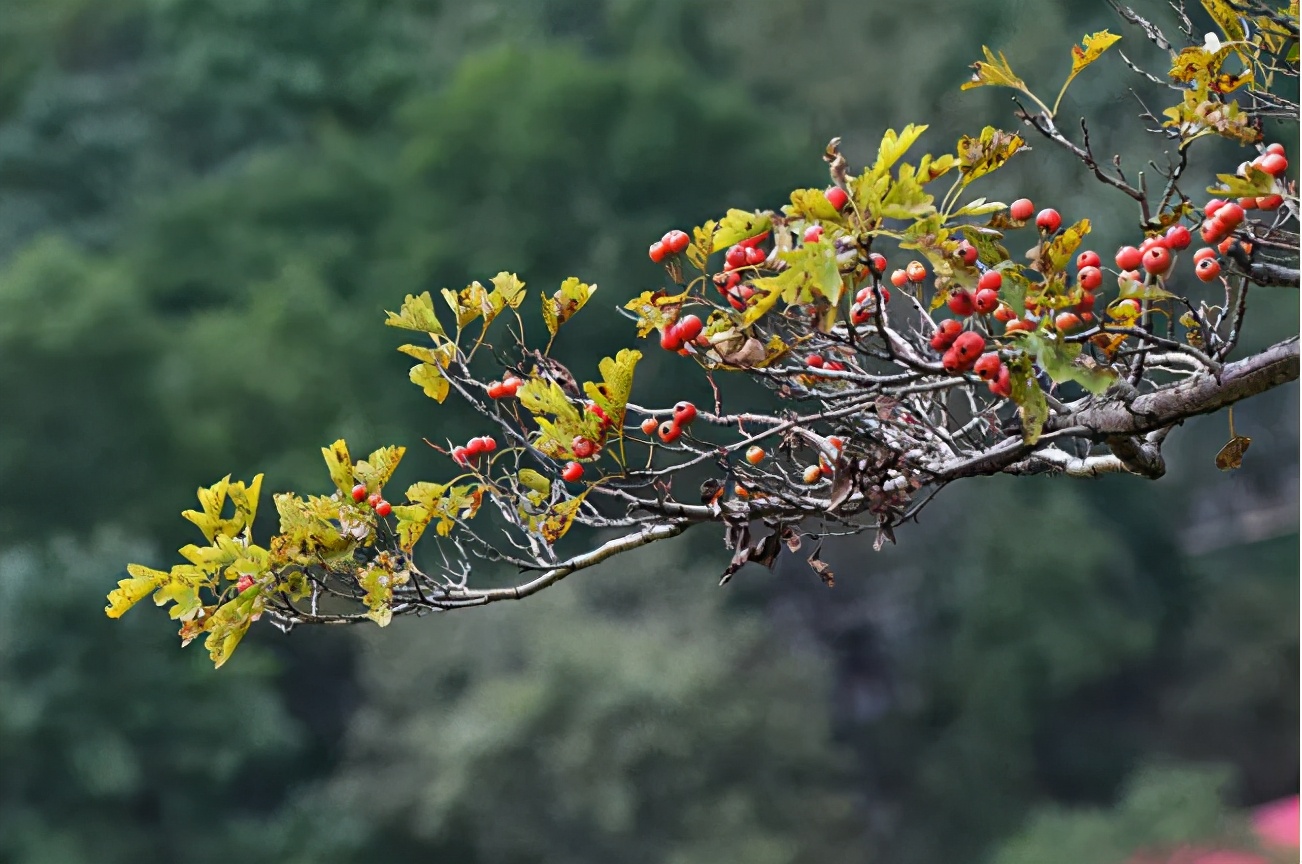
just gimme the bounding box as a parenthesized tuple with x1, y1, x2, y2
(541, 491, 589, 545)
(1207, 166, 1277, 198)
(490, 271, 527, 310)
(880, 171, 936, 220)
(787, 188, 845, 222)
(873, 125, 928, 177)
(687, 221, 717, 271)
(543, 276, 597, 337)
(384, 291, 445, 337)
(204, 590, 258, 668)
(1026, 332, 1117, 395)
(1009, 356, 1049, 444)
(359, 563, 407, 627)
(1058, 31, 1121, 109)
(712, 209, 772, 252)
(623, 289, 688, 338)
(354, 446, 406, 492)
(441, 281, 492, 328)
(961, 46, 1028, 93)
(1117, 279, 1177, 301)
(582, 349, 641, 431)
(1044, 219, 1092, 271)
(957, 127, 1027, 183)
(321, 440, 355, 495)
(105, 564, 168, 618)
(1201, 0, 1247, 43)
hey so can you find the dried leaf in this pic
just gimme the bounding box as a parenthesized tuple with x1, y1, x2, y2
(1214, 435, 1251, 470)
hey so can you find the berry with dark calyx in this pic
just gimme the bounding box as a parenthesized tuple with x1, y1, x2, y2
(1164, 224, 1192, 250)
(905, 260, 927, 282)
(662, 229, 690, 254)
(724, 244, 748, 270)
(714, 271, 741, 293)
(974, 288, 1000, 315)
(973, 352, 1002, 381)
(952, 330, 985, 361)
(1055, 311, 1083, 332)
(649, 242, 668, 263)
(868, 252, 887, 273)
(977, 270, 1003, 292)
(1195, 257, 1222, 281)
(1115, 245, 1143, 270)
(947, 289, 976, 317)
(890, 268, 909, 287)
(930, 318, 963, 351)
(374, 500, 392, 518)
(675, 314, 703, 342)
(561, 461, 584, 483)
(658, 421, 682, 443)
(1077, 265, 1103, 291)
(351, 483, 368, 503)
(673, 401, 697, 426)
(803, 225, 824, 244)
(805, 354, 825, 368)
(825, 186, 849, 211)
(989, 365, 1013, 398)
(1076, 250, 1101, 270)
(1142, 245, 1172, 275)
(1009, 198, 1035, 221)
(993, 303, 1016, 323)
(236, 574, 256, 593)
(745, 446, 765, 465)
(571, 436, 596, 459)
(802, 464, 823, 485)
(1035, 208, 1062, 234)
(941, 347, 964, 374)
(955, 240, 979, 265)
(640, 417, 659, 435)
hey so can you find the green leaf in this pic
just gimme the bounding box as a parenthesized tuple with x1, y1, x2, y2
(517, 469, 551, 496)
(1009, 355, 1049, 444)
(1026, 332, 1117, 395)
(712, 209, 772, 252)
(1118, 279, 1177, 302)
(384, 291, 445, 337)
(1207, 166, 1277, 198)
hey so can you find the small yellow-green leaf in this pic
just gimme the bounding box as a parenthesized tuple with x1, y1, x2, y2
(321, 439, 354, 495)
(1064, 30, 1120, 90)
(354, 446, 406, 491)
(384, 291, 445, 337)
(957, 127, 1027, 183)
(1201, 0, 1246, 43)
(543, 276, 597, 337)
(490, 271, 527, 310)
(712, 209, 772, 252)
(105, 565, 166, 618)
(518, 469, 551, 496)
(1008, 355, 1049, 444)
(541, 491, 589, 545)
(582, 349, 641, 430)
(409, 363, 450, 402)
(961, 46, 1028, 93)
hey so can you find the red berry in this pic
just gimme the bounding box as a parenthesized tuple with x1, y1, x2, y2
(930, 319, 963, 350)
(802, 464, 823, 484)
(676, 314, 703, 343)
(1217, 202, 1245, 228)
(1139, 234, 1164, 254)
(561, 461, 584, 482)
(660, 327, 684, 352)
(1054, 311, 1083, 332)
(571, 436, 596, 459)
(993, 304, 1016, 323)
(1204, 198, 1227, 219)
(868, 252, 887, 272)
(989, 365, 1012, 398)
(941, 347, 964, 374)
(1115, 245, 1143, 270)
(657, 421, 681, 444)
(890, 268, 909, 287)
(744, 246, 766, 266)
(952, 330, 985, 360)
(451, 446, 469, 466)
(478, 436, 496, 453)
(1195, 257, 1222, 281)
(977, 270, 1003, 292)
(367, 492, 384, 508)
(824, 361, 845, 372)
(805, 354, 825, 368)
(374, 500, 392, 517)
(663, 229, 690, 254)
(487, 381, 508, 399)
(1074, 293, 1097, 314)
(236, 574, 256, 593)
(1076, 250, 1101, 270)
(803, 225, 824, 244)
(649, 242, 668, 263)
(1164, 224, 1192, 250)
(1035, 208, 1062, 233)
(955, 240, 979, 265)
(947, 289, 976, 317)
(725, 244, 748, 270)
(1192, 247, 1217, 262)
(745, 446, 766, 465)
(1257, 194, 1284, 210)
(905, 260, 927, 282)
(673, 401, 697, 425)
(974, 288, 1000, 315)
(973, 352, 1002, 381)
(825, 186, 849, 211)
(1142, 245, 1172, 275)
(1259, 152, 1288, 176)
(640, 417, 659, 435)
(1266, 142, 1286, 156)
(1009, 198, 1035, 221)
(351, 483, 368, 503)
(1077, 265, 1103, 291)
(1200, 219, 1228, 244)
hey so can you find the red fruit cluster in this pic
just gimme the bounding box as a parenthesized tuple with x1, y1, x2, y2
(487, 374, 524, 399)
(352, 482, 393, 517)
(452, 435, 496, 466)
(653, 401, 696, 444)
(660, 313, 704, 352)
(236, 574, 256, 593)
(850, 284, 891, 324)
(649, 229, 690, 263)
(723, 231, 771, 271)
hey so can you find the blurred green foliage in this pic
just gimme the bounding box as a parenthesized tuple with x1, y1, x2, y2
(0, 0, 1295, 862)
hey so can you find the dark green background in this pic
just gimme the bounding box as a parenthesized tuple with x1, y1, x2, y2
(0, 1, 1296, 862)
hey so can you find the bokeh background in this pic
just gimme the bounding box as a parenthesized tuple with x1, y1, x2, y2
(0, 1, 1297, 862)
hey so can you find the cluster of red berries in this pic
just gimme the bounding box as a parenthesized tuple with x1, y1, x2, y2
(930, 323, 1011, 396)
(638, 400, 696, 444)
(351, 482, 394, 517)
(660, 313, 703, 352)
(235, 574, 256, 593)
(804, 354, 848, 373)
(948, 264, 1005, 318)
(451, 435, 496, 466)
(888, 259, 929, 288)
(648, 229, 690, 263)
(487, 374, 524, 399)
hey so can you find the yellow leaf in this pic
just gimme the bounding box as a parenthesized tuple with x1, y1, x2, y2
(957, 127, 1027, 183)
(517, 469, 551, 496)
(687, 220, 717, 271)
(541, 491, 589, 545)
(204, 591, 258, 668)
(581, 349, 641, 430)
(872, 125, 928, 177)
(442, 281, 491, 328)
(321, 439, 354, 496)
(490, 271, 527, 310)
(409, 362, 450, 402)
(1201, 0, 1247, 43)
(354, 446, 407, 491)
(623, 289, 687, 338)
(105, 565, 165, 618)
(543, 276, 598, 337)
(384, 291, 445, 337)
(712, 209, 772, 252)
(1044, 219, 1092, 271)
(961, 46, 1028, 93)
